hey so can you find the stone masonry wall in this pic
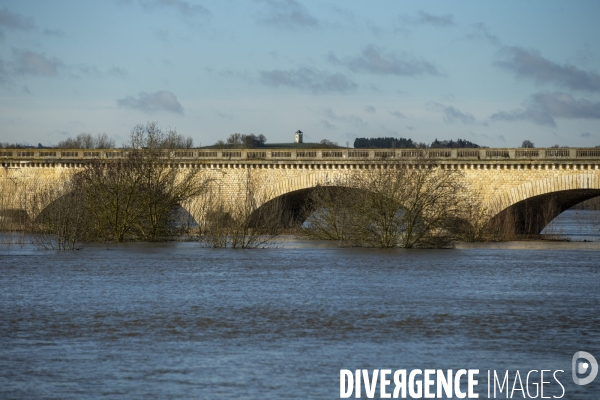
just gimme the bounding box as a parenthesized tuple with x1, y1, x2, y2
(2, 159, 600, 223)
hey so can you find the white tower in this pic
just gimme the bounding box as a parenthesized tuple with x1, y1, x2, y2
(294, 130, 303, 144)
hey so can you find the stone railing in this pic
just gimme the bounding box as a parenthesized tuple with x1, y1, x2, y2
(1, 148, 600, 161)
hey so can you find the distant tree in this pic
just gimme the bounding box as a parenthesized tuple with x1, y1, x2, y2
(96, 133, 116, 148)
(226, 133, 243, 146)
(320, 139, 338, 148)
(57, 133, 116, 149)
(56, 137, 78, 148)
(160, 130, 193, 149)
(220, 133, 267, 148)
(0, 142, 34, 148)
(521, 140, 535, 148)
(243, 134, 267, 147)
(126, 122, 193, 149)
(430, 138, 480, 149)
(354, 137, 416, 148)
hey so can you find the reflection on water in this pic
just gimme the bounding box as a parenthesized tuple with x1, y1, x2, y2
(0, 211, 599, 399)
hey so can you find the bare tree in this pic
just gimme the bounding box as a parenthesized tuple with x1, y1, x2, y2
(32, 178, 91, 250)
(139, 160, 211, 240)
(77, 155, 148, 242)
(70, 123, 208, 242)
(0, 173, 91, 250)
(198, 168, 289, 248)
(352, 163, 465, 248)
(2, 124, 207, 247)
(230, 169, 289, 248)
(95, 133, 116, 149)
(0, 176, 30, 244)
(225, 133, 244, 147)
(195, 183, 234, 248)
(75, 156, 209, 242)
(126, 122, 193, 149)
(455, 195, 495, 242)
(301, 182, 356, 244)
(301, 162, 466, 248)
(319, 139, 338, 148)
(57, 133, 116, 149)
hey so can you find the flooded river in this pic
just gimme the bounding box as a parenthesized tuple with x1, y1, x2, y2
(1, 210, 599, 399)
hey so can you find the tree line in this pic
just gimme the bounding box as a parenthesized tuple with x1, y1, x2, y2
(353, 137, 419, 149)
(213, 133, 267, 148)
(354, 137, 481, 149)
(3, 132, 591, 151)
(55, 126, 195, 149)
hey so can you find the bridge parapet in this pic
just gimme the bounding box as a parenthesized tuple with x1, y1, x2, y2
(2, 147, 600, 162)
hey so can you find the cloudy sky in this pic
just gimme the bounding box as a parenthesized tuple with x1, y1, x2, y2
(1, 0, 600, 147)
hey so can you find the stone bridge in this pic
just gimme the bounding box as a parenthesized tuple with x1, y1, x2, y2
(2, 147, 600, 233)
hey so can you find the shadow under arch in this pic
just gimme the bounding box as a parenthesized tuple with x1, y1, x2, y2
(489, 189, 600, 235)
(249, 185, 364, 228)
(486, 173, 600, 235)
(256, 180, 600, 233)
(0, 208, 30, 229)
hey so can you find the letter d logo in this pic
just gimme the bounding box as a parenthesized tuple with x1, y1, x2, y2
(572, 351, 598, 385)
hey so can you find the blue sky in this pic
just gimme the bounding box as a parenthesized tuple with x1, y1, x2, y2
(1, 0, 600, 147)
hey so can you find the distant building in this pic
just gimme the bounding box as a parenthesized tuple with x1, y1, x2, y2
(295, 130, 303, 144)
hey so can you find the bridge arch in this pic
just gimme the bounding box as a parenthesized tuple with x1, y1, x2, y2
(256, 171, 600, 234)
(251, 170, 356, 226)
(259, 170, 353, 206)
(488, 174, 600, 234)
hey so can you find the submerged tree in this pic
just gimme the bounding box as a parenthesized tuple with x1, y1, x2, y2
(300, 184, 355, 243)
(302, 162, 467, 248)
(29, 123, 207, 245)
(454, 195, 495, 242)
(73, 124, 208, 242)
(197, 168, 289, 248)
(76, 154, 147, 241)
(32, 178, 92, 250)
